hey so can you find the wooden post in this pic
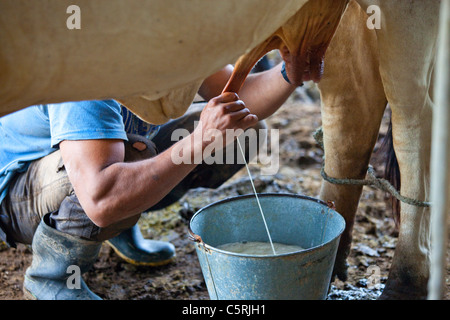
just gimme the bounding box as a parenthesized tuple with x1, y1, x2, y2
(428, 0, 450, 300)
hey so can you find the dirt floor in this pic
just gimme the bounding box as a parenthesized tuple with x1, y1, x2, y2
(0, 83, 448, 300)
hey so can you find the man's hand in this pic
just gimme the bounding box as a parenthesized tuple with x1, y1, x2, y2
(194, 92, 258, 150)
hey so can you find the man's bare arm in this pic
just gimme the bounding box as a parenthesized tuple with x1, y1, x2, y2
(198, 63, 296, 120)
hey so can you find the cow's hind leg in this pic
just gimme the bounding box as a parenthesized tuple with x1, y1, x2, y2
(356, 0, 440, 299)
(317, 0, 387, 282)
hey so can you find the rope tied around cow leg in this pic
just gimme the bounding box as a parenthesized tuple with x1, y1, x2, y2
(313, 127, 431, 208)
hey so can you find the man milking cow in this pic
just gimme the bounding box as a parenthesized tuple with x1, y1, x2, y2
(0, 63, 296, 299)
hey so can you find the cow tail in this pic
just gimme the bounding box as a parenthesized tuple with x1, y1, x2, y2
(379, 117, 401, 226)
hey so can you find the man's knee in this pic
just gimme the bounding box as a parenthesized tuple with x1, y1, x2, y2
(50, 192, 141, 242)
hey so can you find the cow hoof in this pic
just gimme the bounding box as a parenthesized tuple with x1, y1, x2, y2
(332, 258, 349, 282)
(378, 283, 427, 300)
(378, 290, 426, 300)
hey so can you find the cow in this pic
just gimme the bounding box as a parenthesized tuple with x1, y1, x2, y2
(223, 0, 440, 299)
(0, 0, 440, 299)
(0, 0, 347, 123)
(315, 0, 439, 299)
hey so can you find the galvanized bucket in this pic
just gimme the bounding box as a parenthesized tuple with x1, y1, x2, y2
(189, 193, 345, 300)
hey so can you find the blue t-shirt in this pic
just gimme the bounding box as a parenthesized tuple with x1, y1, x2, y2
(0, 100, 159, 206)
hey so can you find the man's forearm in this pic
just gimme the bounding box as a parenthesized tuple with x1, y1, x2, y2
(198, 63, 296, 120)
(82, 134, 199, 227)
(238, 63, 297, 120)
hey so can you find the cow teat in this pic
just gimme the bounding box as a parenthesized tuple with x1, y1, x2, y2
(277, 0, 349, 86)
(223, 0, 349, 93)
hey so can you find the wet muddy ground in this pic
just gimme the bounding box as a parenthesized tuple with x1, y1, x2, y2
(1, 84, 448, 300)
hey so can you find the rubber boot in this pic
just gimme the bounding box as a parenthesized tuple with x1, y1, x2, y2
(106, 224, 175, 266)
(23, 214, 102, 300)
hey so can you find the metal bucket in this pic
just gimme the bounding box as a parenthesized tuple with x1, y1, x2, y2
(189, 193, 345, 300)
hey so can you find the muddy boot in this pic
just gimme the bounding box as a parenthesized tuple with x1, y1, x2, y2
(106, 224, 175, 266)
(23, 214, 102, 300)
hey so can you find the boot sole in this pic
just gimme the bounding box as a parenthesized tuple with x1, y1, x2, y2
(105, 241, 175, 267)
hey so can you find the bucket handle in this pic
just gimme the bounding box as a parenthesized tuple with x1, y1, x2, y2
(327, 200, 336, 210)
(188, 227, 220, 298)
(188, 227, 211, 254)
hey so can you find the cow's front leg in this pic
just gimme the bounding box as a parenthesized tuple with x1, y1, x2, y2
(319, 104, 386, 282)
(356, 0, 439, 299)
(317, 0, 387, 282)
